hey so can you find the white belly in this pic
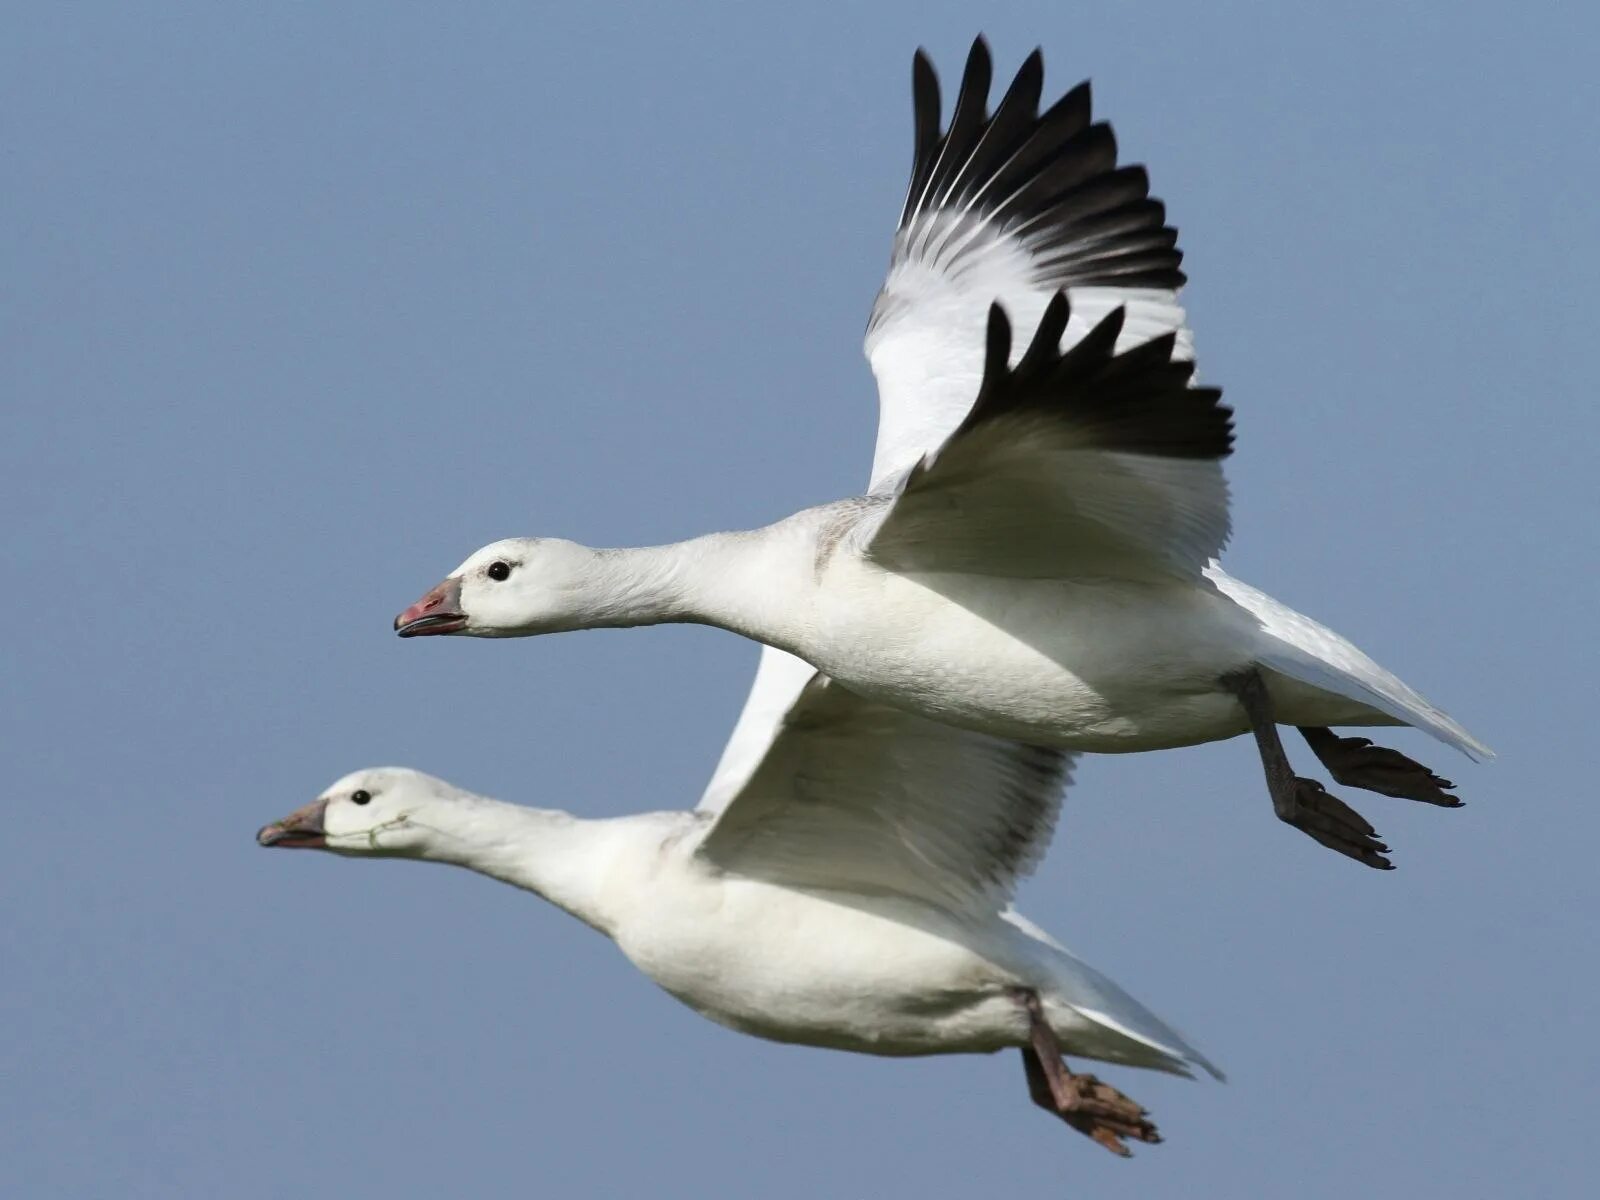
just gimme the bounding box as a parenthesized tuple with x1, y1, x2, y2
(603, 852, 1209, 1076)
(613, 871, 1035, 1056)
(804, 566, 1256, 750)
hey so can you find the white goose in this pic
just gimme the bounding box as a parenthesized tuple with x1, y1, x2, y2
(395, 39, 1491, 868)
(257, 685, 1220, 1157)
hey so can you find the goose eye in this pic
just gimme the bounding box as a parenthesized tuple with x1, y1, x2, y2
(351, 789, 372, 805)
(487, 561, 512, 582)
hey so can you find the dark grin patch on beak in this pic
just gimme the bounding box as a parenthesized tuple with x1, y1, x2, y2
(257, 798, 329, 849)
(395, 612, 467, 637)
(395, 577, 466, 637)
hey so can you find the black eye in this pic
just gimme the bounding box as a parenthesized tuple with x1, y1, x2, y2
(487, 561, 512, 582)
(351, 789, 371, 805)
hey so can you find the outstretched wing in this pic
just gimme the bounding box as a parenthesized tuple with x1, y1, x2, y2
(865, 294, 1233, 582)
(865, 37, 1193, 493)
(695, 675, 1073, 914)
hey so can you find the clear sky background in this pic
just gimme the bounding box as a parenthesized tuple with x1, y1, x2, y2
(5, 2, 1596, 1196)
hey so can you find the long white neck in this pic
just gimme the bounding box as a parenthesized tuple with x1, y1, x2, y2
(568, 514, 821, 649)
(409, 796, 657, 936)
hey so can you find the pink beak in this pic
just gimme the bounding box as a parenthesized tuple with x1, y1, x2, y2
(257, 798, 330, 849)
(394, 577, 466, 637)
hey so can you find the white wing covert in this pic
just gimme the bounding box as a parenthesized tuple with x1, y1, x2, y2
(698, 645, 819, 813)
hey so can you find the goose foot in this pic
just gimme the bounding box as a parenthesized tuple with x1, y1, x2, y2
(1299, 727, 1461, 807)
(1278, 776, 1394, 870)
(1221, 669, 1394, 870)
(1013, 989, 1160, 1157)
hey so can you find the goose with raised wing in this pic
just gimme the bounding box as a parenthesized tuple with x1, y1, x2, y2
(395, 39, 1491, 868)
(257, 672, 1219, 1156)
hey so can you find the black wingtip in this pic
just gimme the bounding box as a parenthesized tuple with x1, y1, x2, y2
(953, 37, 993, 118)
(892, 45, 1182, 292)
(1086, 305, 1128, 356)
(912, 46, 938, 98)
(980, 303, 1014, 394)
(958, 299, 1229, 462)
(901, 49, 945, 228)
(1130, 331, 1183, 375)
(1048, 82, 1096, 159)
(1017, 293, 1072, 376)
(1017, 47, 1045, 92)
(985, 302, 1012, 360)
(953, 37, 994, 121)
(994, 47, 1045, 124)
(1040, 290, 1070, 332)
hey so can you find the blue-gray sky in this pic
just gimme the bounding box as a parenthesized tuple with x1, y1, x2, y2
(4, 2, 1595, 1195)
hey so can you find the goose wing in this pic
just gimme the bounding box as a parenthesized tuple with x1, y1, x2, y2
(864, 37, 1193, 494)
(864, 294, 1232, 581)
(696, 673, 1072, 914)
(698, 646, 820, 813)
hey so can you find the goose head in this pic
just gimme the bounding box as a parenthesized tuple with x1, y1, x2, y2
(394, 537, 601, 638)
(256, 767, 455, 857)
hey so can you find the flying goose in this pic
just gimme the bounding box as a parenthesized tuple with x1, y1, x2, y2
(394, 39, 1491, 868)
(257, 680, 1220, 1157)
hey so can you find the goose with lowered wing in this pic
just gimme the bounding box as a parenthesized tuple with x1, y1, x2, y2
(258, 673, 1219, 1156)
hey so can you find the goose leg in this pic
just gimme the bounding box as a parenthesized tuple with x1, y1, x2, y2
(1012, 988, 1160, 1157)
(1298, 726, 1462, 807)
(1221, 669, 1394, 870)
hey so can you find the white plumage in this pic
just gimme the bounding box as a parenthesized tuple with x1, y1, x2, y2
(259, 756, 1215, 1152)
(395, 40, 1490, 868)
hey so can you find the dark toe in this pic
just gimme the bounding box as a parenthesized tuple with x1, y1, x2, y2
(1285, 779, 1394, 869)
(1316, 736, 1463, 807)
(1302, 824, 1395, 870)
(1076, 1123, 1135, 1157)
(1064, 1077, 1162, 1146)
(1065, 1114, 1159, 1156)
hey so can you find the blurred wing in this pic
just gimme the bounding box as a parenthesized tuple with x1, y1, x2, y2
(696, 675, 1074, 914)
(866, 295, 1232, 581)
(865, 37, 1193, 494)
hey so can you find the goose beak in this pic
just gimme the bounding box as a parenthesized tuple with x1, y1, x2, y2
(257, 798, 330, 849)
(395, 577, 466, 637)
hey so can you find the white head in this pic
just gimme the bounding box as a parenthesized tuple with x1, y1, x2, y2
(256, 767, 466, 858)
(392, 536, 607, 639)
